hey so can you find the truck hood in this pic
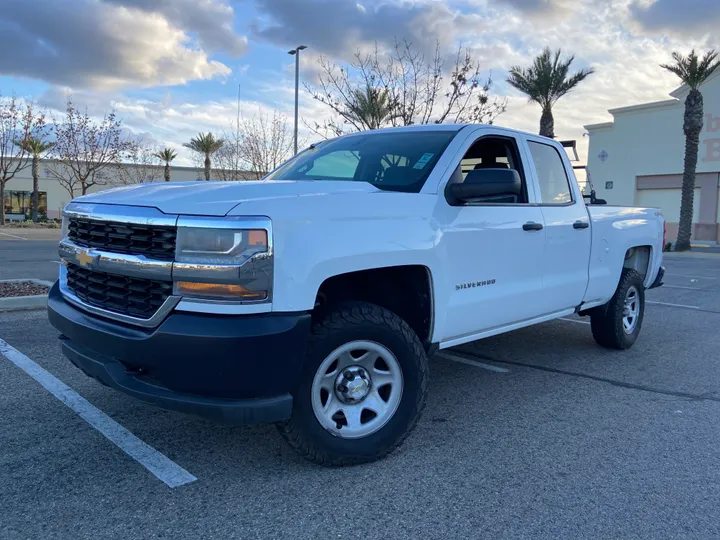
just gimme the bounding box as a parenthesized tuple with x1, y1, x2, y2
(74, 180, 380, 216)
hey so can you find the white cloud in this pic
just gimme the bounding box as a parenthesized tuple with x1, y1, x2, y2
(0, 0, 243, 90)
(4, 0, 716, 169)
(103, 0, 248, 56)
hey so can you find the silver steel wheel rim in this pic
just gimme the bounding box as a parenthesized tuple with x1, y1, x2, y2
(622, 286, 640, 334)
(311, 340, 404, 439)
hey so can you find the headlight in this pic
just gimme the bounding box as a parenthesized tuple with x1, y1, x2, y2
(173, 220, 273, 303)
(176, 227, 268, 265)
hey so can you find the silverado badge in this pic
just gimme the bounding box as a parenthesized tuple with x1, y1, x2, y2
(456, 279, 496, 291)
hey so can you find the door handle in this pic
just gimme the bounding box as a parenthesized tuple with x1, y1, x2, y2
(573, 221, 589, 229)
(523, 222, 544, 231)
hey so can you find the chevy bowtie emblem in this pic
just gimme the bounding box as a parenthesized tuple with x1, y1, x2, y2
(76, 248, 98, 268)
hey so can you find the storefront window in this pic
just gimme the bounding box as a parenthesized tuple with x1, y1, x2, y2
(3, 191, 48, 218)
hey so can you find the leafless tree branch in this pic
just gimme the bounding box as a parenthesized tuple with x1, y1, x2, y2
(0, 95, 47, 224)
(46, 99, 133, 198)
(304, 39, 507, 136)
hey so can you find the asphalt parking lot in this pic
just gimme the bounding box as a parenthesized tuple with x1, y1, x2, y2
(0, 228, 62, 282)
(2, 238, 720, 538)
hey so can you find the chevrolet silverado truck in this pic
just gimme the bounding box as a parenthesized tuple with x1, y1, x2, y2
(48, 124, 665, 466)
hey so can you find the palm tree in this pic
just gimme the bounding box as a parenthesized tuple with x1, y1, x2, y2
(346, 86, 395, 130)
(14, 136, 53, 222)
(153, 148, 178, 182)
(183, 133, 224, 181)
(507, 47, 595, 138)
(661, 50, 720, 252)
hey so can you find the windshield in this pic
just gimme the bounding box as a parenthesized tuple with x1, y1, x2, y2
(266, 130, 457, 193)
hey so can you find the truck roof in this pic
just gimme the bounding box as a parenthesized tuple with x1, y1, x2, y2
(338, 123, 554, 141)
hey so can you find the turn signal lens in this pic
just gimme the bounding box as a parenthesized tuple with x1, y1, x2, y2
(248, 230, 268, 247)
(174, 281, 268, 301)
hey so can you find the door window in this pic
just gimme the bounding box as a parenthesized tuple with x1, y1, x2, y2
(452, 136, 529, 204)
(528, 141, 573, 204)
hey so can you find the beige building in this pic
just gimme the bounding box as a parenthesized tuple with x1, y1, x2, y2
(3, 159, 259, 220)
(586, 71, 720, 243)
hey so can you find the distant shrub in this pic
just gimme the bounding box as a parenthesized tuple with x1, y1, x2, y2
(3, 220, 60, 229)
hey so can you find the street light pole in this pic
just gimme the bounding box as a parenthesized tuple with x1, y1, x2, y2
(288, 45, 307, 155)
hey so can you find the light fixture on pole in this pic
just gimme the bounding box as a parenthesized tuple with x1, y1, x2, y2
(288, 45, 307, 155)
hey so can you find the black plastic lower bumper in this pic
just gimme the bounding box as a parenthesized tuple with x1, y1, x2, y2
(48, 283, 311, 424)
(649, 266, 665, 289)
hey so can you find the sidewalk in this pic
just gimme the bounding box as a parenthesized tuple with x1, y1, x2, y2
(664, 250, 720, 260)
(690, 243, 720, 255)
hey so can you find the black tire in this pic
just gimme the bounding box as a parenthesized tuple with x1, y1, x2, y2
(276, 301, 428, 466)
(590, 268, 645, 350)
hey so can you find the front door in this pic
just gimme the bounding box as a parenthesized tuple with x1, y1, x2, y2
(435, 132, 548, 344)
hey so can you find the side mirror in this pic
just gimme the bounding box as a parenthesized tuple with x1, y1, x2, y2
(583, 190, 607, 205)
(446, 168, 523, 205)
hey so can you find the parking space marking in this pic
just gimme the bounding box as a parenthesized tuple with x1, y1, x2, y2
(436, 352, 509, 373)
(0, 231, 28, 240)
(0, 338, 197, 489)
(665, 273, 718, 280)
(647, 300, 700, 310)
(663, 285, 707, 291)
(559, 317, 591, 325)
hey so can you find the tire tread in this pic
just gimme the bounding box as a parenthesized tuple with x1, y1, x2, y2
(277, 301, 428, 466)
(591, 269, 645, 350)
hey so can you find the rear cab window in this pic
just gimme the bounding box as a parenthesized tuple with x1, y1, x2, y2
(527, 141, 574, 205)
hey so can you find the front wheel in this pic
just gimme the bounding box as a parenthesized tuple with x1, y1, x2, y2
(590, 268, 645, 350)
(277, 301, 428, 466)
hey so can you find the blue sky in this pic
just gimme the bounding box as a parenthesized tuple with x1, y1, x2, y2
(1, 0, 717, 165)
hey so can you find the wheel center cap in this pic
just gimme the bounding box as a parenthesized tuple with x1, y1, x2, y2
(335, 366, 371, 403)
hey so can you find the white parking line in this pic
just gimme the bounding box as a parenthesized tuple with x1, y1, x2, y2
(0, 231, 27, 240)
(436, 352, 509, 373)
(665, 273, 717, 280)
(560, 317, 591, 325)
(0, 338, 197, 488)
(647, 300, 700, 310)
(663, 285, 706, 291)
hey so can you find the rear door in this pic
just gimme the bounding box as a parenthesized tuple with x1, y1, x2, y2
(524, 138, 592, 312)
(435, 130, 549, 344)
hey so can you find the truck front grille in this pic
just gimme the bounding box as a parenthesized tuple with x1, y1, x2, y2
(66, 264, 173, 319)
(68, 217, 176, 260)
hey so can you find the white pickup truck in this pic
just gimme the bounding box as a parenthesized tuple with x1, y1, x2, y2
(48, 124, 665, 466)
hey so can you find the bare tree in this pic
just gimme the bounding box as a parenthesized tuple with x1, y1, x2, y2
(0, 95, 47, 225)
(115, 140, 162, 185)
(46, 100, 132, 199)
(305, 39, 507, 137)
(213, 120, 247, 181)
(238, 110, 295, 179)
(214, 111, 295, 180)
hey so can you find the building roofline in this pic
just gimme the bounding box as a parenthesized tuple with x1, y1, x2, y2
(32, 157, 255, 174)
(584, 121, 614, 131)
(608, 98, 679, 116)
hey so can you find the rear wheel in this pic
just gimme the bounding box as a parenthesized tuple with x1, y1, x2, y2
(590, 269, 645, 350)
(277, 301, 428, 466)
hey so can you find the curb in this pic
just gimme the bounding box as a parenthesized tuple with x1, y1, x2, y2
(0, 279, 54, 313)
